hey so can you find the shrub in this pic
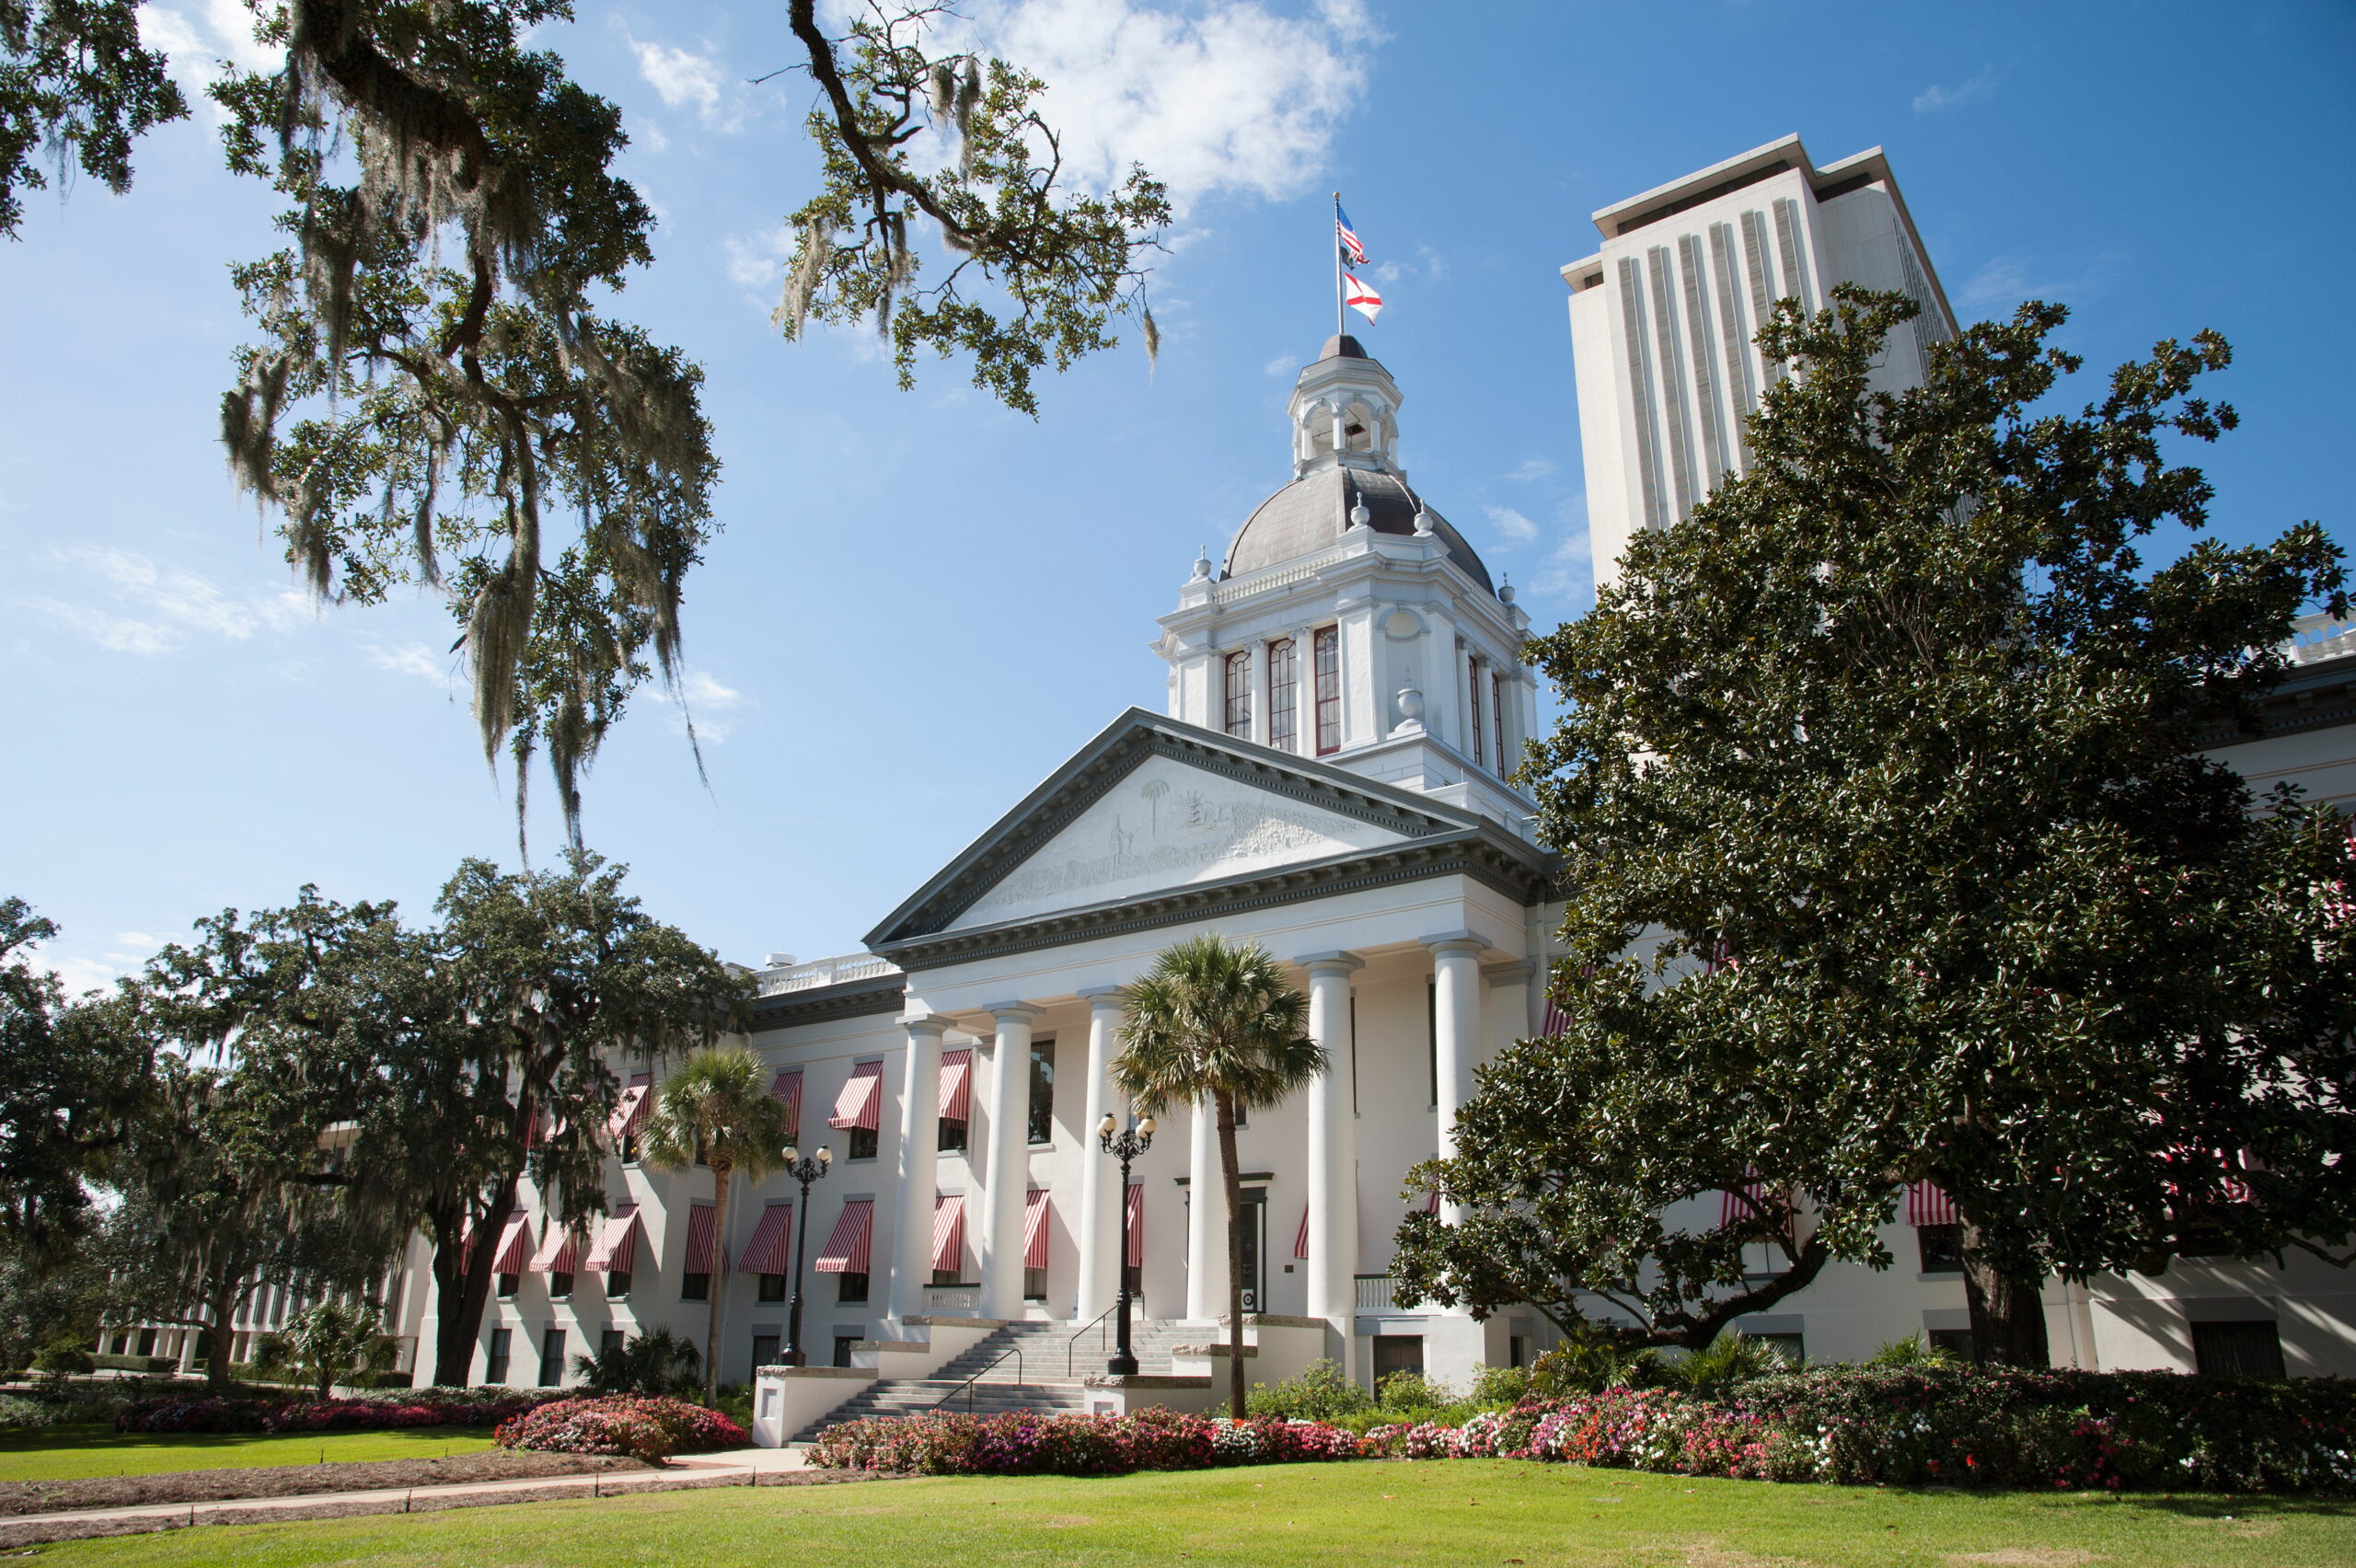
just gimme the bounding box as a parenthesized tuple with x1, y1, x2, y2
(31, 1343, 95, 1377)
(116, 1389, 557, 1435)
(570, 1330, 702, 1398)
(808, 1408, 1359, 1477)
(494, 1395, 746, 1463)
(0, 1394, 56, 1428)
(90, 1354, 178, 1376)
(1248, 1359, 1372, 1423)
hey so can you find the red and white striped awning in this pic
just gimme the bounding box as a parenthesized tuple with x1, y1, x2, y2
(1541, 999, 1572, 1037)
(1907, 1182, 1959, 1227)
(1720, 1177, 1780, 1228)
(931, 1193, 964, 1274)
(1125, 1183, 1143, 1268)
(584, 1204, 643, 1273)
(814, 1198, 873, 1274)
(489, 1212, 531, 1272)
(527, 1222, 582, 1274)
(1023, 1190, 1051, 1270)
(606, 1073, 653, 1141)
(1294, 1203, 1311, 1261)
(939, 1048, 973, 1121)
(741, 1203, 793, 1275)
(828, 1063, 883, 1132)
(769, 1071, 803, 1138)
(684, 1202, 723, 1273)
(1424, 1188, 1441, 1216)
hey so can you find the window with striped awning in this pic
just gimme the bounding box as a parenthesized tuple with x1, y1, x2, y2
(769, 1071, 803, 1139)
(1125, 1183, 1144, 1269)
(828, 1063, 883, 1132)
(1906, 1182, 1958, 1228)
(1022, 1190, 1052, 1270)
(462, 1212, 534, 1273)
(606, 1073, 653, 1140)
(1719, 1176, 1786, 1229)
(931, 1194, 964, 1274)
(938, 1049, 973, 1120)
(684, 1202, 723, 1273)
(814, 1199, 873, 1274)
(528, 1223, 582, 1274)
(1294, 1203, 1310, 1261)
(740, 1203, 793, 1275)
(584, 1204, 643, 1272)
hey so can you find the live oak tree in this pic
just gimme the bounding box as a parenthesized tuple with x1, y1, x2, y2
(1114, 934, 1322, 1417)
(10, 2, 1168, 842)
(1393, 287, 2356, 1365)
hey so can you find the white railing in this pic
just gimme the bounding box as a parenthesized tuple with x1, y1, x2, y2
(1208, 543, 1354, 605)
(756, 953, 901, 997)
(2289, 611, 2356, 667)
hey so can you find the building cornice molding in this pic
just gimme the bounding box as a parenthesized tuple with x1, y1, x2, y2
(747, 974, 907, 1032)
(2201, 651, 2356, 749)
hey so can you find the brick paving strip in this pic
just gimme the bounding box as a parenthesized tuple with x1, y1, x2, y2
(0, 1447, 868, 1548)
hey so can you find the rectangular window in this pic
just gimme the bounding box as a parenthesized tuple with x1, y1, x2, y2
(1493, 673, 1507, 774)
(1469, 655, 1485, 768)
(849, 1124, 878, 1161)
(836, 1271, 869, 1305)
(938, 1117, 968, 1153)
(1267, 638, 1299, 751)
(496, 1272, 519, 1300)
(1024, 1266, 1048, 1302)
(1028, 1041, 1056, 1146)
(605, 1270, 632, 1300)
(931, 1267, 963, 1286)
(751, 1333, 780, 1368)
(832, 1335, 861, 1368)
(484, 1328, 512, 1386)
(1926, 1329, 1977, 1361)
(681, 1273, 710, 1302)
(1916, 1224, 1964, 1274)
(757, 1274, 787, 1303)
(1426, 981, 1438, 1108)
(1372, 1334, 1425, 1384)
(1754, 1332, 1806, 1366)
(549, 1272, 573, 1300)
(619, 1132, 640, 1166)
(599, 1329, 624, 1360)
(2192, 1320, 2286, 1379)
(537, 1328, 565, 1387)
(1223, 650, 1253, 738)
(1312, 628, 1342, 755)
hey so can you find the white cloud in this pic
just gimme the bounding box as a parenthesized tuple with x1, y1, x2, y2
(16, 547, 308, 654)
(1483, 504, 1539, 545)
(137, 1, 283, 118)
(723, 225, 793, 294)
(1263, 353, 1295, 378)
(651, 668, 745, 743)
(1954, 251, 2123, 312)
(1530, 493, 1593, 606)
(627, 34, 738, 128)
(1913, 69, 1997, 114)
(370, 641, 448, 684)
(42, 955, 121, 997)
(681, 670, 743, 709)
(934, 0, 1379, 212)
(112, 932, 163, 948)
(1505, 456, 1556, 482)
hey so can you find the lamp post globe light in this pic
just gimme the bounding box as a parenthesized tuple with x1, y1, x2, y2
(1096, 1112, 1156, 1378)
(780, 1143, 833, 1368)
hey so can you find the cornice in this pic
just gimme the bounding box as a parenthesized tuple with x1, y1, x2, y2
(2202, 651, 2356, 749)
(876, 827, 1557, 974)
(747, 974, 907, 1032)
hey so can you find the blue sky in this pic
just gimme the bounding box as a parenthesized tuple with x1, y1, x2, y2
(6, 0, 2351, 989)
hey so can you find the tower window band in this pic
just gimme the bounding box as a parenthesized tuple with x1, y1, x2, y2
(1267, 638, 1298, 752)
(1223, 650, 1253, 739)
(1469, 656, 1485, 770)
(1312, 628, 1342, 755)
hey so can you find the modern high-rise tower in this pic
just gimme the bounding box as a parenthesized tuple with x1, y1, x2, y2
(1562, 135, 1957, 593)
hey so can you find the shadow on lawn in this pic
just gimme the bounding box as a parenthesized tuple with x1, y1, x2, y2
(2113, 1494, 2356, 1521)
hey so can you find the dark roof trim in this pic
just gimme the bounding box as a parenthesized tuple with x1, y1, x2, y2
(863, 709, 1484, 950)
(874, 825, 1556, 974)
(748, 974, 907, 1031)
(2202, 651, 2356, 748)
(1616, 159, 1789, 236)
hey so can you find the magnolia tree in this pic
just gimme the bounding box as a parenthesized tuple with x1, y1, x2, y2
(1394, 287, 2356, 1365)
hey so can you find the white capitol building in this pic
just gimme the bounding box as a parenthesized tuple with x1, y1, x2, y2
(156, 137, 2353, 1433)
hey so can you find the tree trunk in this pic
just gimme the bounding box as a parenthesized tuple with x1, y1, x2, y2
(1961, 1228, 2051, 1367)
(204, 1281, 236, 1387)
(1214, 1089, 1247, 1420)
(431, 1176, 520, 1387)
(705, 1160, 730, 1404)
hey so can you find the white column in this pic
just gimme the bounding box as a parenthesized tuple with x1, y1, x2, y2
(1285, 627, 1312, 755)
(1424, 933, 1484, 1225)
(1247, 638, 1270, 746)
(1300, 952, 1362, 1340)
(886, 1015, 952, 1330)
(1184, 1094, 1225, 1324)
(1075, 986, 1126, 1323)
(981, 1003, 1041, 1320)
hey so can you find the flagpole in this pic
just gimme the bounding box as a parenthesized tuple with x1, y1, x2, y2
(1333, 191, 1344, 340)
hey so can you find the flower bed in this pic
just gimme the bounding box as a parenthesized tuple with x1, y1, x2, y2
(116, 1389, 557, 1435)
(810, 1408, 1358, 1476)
(493, 1396, 746, 1463)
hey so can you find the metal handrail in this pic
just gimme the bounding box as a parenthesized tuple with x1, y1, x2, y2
(932, 1345, 1023, 1413)
(1065, 1303, 1117, 1378)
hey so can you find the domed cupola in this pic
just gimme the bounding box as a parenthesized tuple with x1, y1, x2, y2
(1223, 336, 1493, 594)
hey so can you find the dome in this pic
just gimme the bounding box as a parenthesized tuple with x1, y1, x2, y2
(1221, 467, 1495, 594)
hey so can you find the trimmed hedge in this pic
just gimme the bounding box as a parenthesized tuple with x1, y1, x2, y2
(810, 1408, 1361, 1477)
(91, 1354, 179, 1376)
(494, 1396, 747, 1462)
(117, 1388, 558, 1435)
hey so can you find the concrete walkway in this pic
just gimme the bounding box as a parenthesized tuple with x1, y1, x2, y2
(0, 1446, 837, 1548)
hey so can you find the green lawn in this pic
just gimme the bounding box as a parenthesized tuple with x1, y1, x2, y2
(29, 1459, 2356, 1566)
(0, 1424, 498, 1483)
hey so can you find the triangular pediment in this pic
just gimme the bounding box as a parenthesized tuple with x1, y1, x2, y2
(864, 710, 1480, 951)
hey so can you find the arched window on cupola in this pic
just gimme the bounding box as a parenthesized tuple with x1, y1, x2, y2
(1341, 401, 1375, 452)
(1300, 402, 1337, 462)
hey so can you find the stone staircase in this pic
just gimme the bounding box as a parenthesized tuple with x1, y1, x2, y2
(791, 1318, 1203, 1440)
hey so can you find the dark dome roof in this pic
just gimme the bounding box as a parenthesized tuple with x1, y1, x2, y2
(1221, 467, 1494, 593)
(1320, 333, 1369, 361)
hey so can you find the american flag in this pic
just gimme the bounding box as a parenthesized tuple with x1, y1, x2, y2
(1335, 202, 1368, 266)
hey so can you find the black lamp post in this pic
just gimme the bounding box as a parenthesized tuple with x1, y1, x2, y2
(779, 1143, 833, 1368)
(1095, 1112, 1156, 1377)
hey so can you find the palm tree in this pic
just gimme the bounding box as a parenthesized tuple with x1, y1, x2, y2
(1113, 932, 1322, 1417)
(639, 1046, 794, 1401)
